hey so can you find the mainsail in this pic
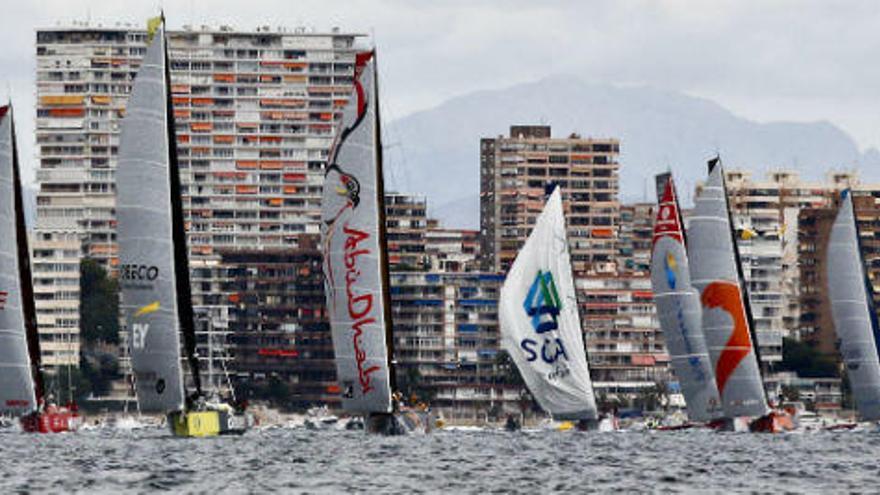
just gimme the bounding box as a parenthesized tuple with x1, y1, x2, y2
(827, 190, 880, 420)
(650, 174, 722, 422)
(499, 187, 597, 420)
(321, 51, 394, 414)
(688, 159, 769, 418)
(117, 23, 189, 413)
(0, 105, 39, 415)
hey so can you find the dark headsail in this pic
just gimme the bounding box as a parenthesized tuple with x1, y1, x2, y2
(160, 16, 201, 398)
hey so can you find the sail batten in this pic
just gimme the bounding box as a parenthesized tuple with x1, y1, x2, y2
(688, 160, 769, 418)
(321, 51, 394, 414)
(650, 174, 722, 422)
(117, 24, 187, 413)
(827, 191, 880, 421)
(499, 187, 597, 421)
(0, 105, 39, 415)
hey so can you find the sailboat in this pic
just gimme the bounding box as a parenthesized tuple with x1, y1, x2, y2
(650, 173, 723, 427)
(688, 158, 793, 432)
(0, 103, 80, 433)
(498, 186, 603, 431)
(116, 16, 251, 437)
(321, 50, 431, 435)
(827, 190, 880, 423)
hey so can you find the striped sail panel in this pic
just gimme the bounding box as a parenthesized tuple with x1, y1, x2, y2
(827, 192, 880, 420)
(499, 187, 597, 420)
(116, 28, 186, 413)
(0, 107, 37, 415)
(688, 161, 769, 418)
(320, 52, 393, 414)
(650, 175, 722, 422)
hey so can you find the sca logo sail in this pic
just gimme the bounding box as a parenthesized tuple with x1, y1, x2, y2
(519, 270, 569, 367)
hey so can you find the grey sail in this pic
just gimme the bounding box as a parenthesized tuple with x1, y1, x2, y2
(827, 191, 880, 421)
(320, 51, 394, 414)
(116, 27, 186, 413)
(688, 160, 769, 418)
(0, 106, 38, 415)
(650, 175, 722, 422)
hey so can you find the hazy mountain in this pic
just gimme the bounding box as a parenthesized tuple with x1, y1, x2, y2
(385, 75, 880, 228)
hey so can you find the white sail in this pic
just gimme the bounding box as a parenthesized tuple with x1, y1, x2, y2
(688, 159, 769, 418)
(0, 106, 38, 415)
(650, 174, 722, 422)
(116, 27, 186, 413)
(827, 191, 880, 421)
(320, 51, 393, 414)
(499, 187, 597, 420)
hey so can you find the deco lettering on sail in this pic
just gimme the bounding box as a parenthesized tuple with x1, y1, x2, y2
(342, 224, 381, 395)
(120, 264, 160, 290)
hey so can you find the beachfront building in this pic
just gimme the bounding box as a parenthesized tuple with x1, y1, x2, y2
(217, 238, 338, 409)
(479, 125, 620, 275)
(578, 275, 670, 401)
(34, 23, 363, 383)
(388, 271, 528, 422)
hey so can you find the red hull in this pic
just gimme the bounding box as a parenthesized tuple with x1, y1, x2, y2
(20, 410, 80, 433)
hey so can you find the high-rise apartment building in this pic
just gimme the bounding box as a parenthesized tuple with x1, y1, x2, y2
(219, 238, 338, 409)
(389, 271, 525, 422)
(35, 23, 363, 383)
(480, 125, 620, 275)
(578, 275, 670, 398)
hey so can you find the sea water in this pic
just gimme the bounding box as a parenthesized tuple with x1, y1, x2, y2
(1, 426, 877, 493)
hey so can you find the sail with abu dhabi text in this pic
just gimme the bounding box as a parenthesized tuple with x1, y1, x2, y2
(499, 187, 597, 420)
(320, 51, 394, 414)
(650, 173, 722, 422)
(687, 159, 769, 418)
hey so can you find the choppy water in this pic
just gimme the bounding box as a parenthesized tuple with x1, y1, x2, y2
(2, 426, 878, 493)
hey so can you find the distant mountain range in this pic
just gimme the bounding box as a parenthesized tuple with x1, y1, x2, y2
(385, 75, 880, 229)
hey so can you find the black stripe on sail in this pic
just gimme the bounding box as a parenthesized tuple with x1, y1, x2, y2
(161, 19, 201, 398)
(371, 51, 397, 402)
(715, 158, 769, 405)
(9, 106, 44, 403)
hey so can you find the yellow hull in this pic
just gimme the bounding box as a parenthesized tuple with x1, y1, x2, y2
(169, 411, 221, 438)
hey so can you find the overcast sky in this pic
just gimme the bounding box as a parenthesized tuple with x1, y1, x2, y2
(3, 0, 879, 185)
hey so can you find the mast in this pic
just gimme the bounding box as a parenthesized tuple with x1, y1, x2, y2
(9, 106, 44, 404)
(711, 158, 769, 405)
(372, 53, 397, 397)
(161, 15, 202, 398)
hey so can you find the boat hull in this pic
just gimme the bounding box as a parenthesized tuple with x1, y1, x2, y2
(366, 409, 435, 435)
(20, 410, 81, 433)
(169, 410, 253, 437)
